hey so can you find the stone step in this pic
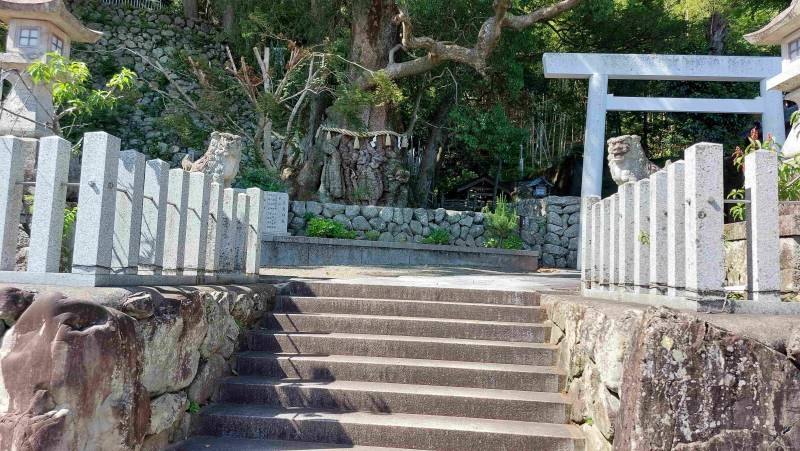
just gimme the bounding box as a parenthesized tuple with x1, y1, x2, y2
(197, 404, 584, 451)
(235, 353, 564, 392)
(274, 296, 546, 322)
(246, 332, 557, 365)
(281, 282, 540, 306)
(264, 313, 549, 343)
(171, 436, 416, 450)
(220, 377, 570, 423)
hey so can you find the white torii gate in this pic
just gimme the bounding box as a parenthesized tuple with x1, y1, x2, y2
(542, 53, 785, 199)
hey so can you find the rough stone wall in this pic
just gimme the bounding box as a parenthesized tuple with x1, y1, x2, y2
(0, 284, 275, 450)
(288, 201, 489, 248)
(66, 0, 254, 165)
(542, 294, 800, 450)
(518, 196, 581, 268)
(288, 196, 581, 268)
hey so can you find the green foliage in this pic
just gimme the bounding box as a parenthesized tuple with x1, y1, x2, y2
(365, 230, 381, 241)
(303, 212, 316, 222)
(234, 166, 287, 192)
(161, 113, 207, 149)
(422, 228, 451, 245)
(187, 401, 201, 414)
(482, 195, 523, 249)
(371, 71, 405, 106)
(638, 231, 650, 246)
(28, 53, 136, 140)
(306, 217, 358, 239)
(61, 206, 78, 272)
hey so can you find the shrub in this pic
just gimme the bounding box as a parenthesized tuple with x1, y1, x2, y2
(422, 228, 451, 245)
(306, 217, 357, 240)
(482, 195, 524, 249)
(365, 230, 381, 241)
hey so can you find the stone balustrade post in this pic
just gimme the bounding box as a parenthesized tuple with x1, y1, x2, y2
(220, 188, 239, 273)
(581, 196, 600, 290)
(590, 201, 602, 289)
(608, 194, 619, 290)
(27, 137, 69, 273)
(163, 169, 190, 275)
(72, 132, 121, 275)
(633, 179, 651, 293)
(139, 159, 169, 274)
(649, 170, 669, 294)
(599, 197, 612, 288)
(111, 150, 146, 274)
(246, 188, 265, 275)
(684, 143, 725, 301)
(745, 149, 781, 302)
(184, 172, 211, 276)
(0, 136, 25, 270)
(618, 183, 636, 290)
(205, 182, 224, 275)
(667, 161, 686, 297)
(235, 190, 250, 272)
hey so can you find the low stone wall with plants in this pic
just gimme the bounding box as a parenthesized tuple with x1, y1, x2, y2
(0, 284, 275, 450)
(542, 294, 800, 450)
(287, 196, 581, 268)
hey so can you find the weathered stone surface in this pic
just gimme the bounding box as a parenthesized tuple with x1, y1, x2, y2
(459, 215, 474, 227)
(618, 308, 800, 450)
(138, 293, 207, 395)
(332, 214, 352, 229)
(368, 217, 387, 232)
(379, 207, 394, 222)
(352, 216, 371, 231)
(291, 201, 306, 216)
(198, 291, 238, 360)
(306, 201, 322, 216)
(434, 208, 446, 223)
(148, 392, 188, 435)
(413, 208, 428, 225)
(344, 205, 360, 218)
(0, 293, 150, 450)
(362, 206, 379, 219)
(120, 291, 156, 320)
(548, 212, 563, 227)
(187, 354, 227, 404)
(544, 244, 568, 256)
(180, 132, 242, 188)
(410, 220, 423, 236)
(564, 224, 580, 239)
(378, 232, 393, 242)
(0, 287, 35, 325)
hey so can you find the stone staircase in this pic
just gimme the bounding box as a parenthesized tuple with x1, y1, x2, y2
(175, 282, 584, 450)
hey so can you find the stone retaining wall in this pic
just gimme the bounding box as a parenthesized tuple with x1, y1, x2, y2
(542, 294, 800, 450)
(287, 196, 581, 269)
(0, 284, 275, 450)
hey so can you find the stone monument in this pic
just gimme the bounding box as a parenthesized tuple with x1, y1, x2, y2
(0, 0, 102, 138)
(261, 192, 289, 238)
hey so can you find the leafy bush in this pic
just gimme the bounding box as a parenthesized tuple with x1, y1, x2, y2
(234, 166, 287, 192)
(306, 217, 357, 239)
(422, 228, 451, 245)
(365, 230, 381, 241)
(482, 195, 524, 249)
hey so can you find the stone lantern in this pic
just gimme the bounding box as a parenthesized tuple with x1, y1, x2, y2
(0, 0, 101, 137)
(746, 0, 800, 157)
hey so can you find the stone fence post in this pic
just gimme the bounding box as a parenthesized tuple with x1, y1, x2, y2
(633, 179, 650, 293)
(27, 137, 69, 273)
(619, 183, 635, 290)
(745, 149, 781, 302)
(667, 162, 686, 297)
(580, 196, 600, 290)
(649, 170, 668, 294)
(139, 159, 169, 275)
(112, 150, 146, 274)
(609, 194, 619, 290)
(0, 137, 26, 270)
(184, 172, 211, 276)
(163, 169, 189, 275)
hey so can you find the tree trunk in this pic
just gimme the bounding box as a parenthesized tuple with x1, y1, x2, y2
(416, 97, 453, 207)
(708, 12, 728, 56)
(182, 0, 198, 19)
(316, 0, 410, 206)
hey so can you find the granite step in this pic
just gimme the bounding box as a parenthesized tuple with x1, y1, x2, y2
(274, 296, 546, 322)
(171, 436, 417, 450)
(246, 331, 557, 365)
(220, 377, 570, 423)
(281, 282, 540, 306)
(234, 353, 564, 392)
(264, 313, 549, 343)
(197, 404, 584, 451)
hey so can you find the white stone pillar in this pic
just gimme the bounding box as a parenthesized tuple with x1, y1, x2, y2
(745, 149, 781, 302)
(111, 150, 146, 274)
(72, 132, 121, 275)
(599, 198, 612, 288)
(649, 170, 669, 294)
(27, 137, 70, 273)
(235, 190, 250, 271)
(246, 188, 265, 275)
(163, 169, 190, 275)
(667, 161, 686, 297)
(205, 182, 224, 275)
(608, 193, 619, 289)
(184, 172, 211, 275)
(220, 188, 239, 272)
(761, 80, 787, 146)
(0, 137, 26, 270)
(139, 159, 170, 274)
(590, 202, 602, 289)
(580, 196, 600, 290)
(633, 179, 650, 293)
(578, 74, 609, 266)
(684, 143, 725, 300)
(618, 183, 636, 290)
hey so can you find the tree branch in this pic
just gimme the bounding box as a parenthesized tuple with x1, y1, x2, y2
(385, 0, 581, 81)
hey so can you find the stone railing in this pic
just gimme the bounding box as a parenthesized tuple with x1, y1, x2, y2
(0, 132, 278, 287)
(581, 143, 786, 313)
